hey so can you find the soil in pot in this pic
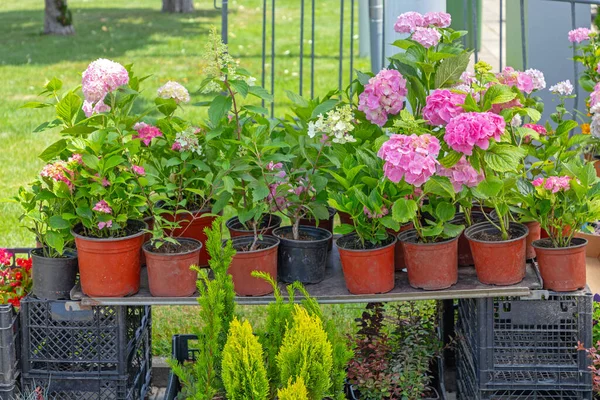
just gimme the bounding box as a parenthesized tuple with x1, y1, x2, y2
(465, 222, 528, 285)
(399, 230, 459, 290)
(164, 208, 217, 268)
(226, 214, 282, 238)
(144, 238, 201, 297)
(452, 211, 488, 267)
(273, 226, 332, 284)
(489, 211, 540, 260)
(337, 234, 396, 295)
(73, 220, 146, 297)
(299, 207, 336, 251)
(31, 248, 78, 301)
(229, 235, 280, 296)
(532, 237, 587, 291)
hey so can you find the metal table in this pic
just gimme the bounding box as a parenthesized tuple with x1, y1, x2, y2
(71, 244, 544, 306)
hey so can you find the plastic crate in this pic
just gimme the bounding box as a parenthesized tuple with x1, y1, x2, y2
(0, 383, 19, 400)
(165, 334, 199, 400)
(0, 305, 19, 386)
(21, 324, 152, 400)
(21, 297, 150, 376)
(456, 289, 593, 395)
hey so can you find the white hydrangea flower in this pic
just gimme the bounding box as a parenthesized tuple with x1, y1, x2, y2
(549, 80, 574, 96)
(592, 113, 600, 138)
(308, 105, 356, 144)
(510, 114, 522, 127)
(172, 128, 202, 155)
(157, 81, 190, 104)
(524, 69, 546, 91)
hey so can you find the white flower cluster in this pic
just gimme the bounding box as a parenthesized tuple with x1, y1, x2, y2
(173, 128, 202, 156)
(549, 80, 574, 96)
(157, 81, 190, 104)
(307, 105, 356, 144)
(524, 69, 546, 91)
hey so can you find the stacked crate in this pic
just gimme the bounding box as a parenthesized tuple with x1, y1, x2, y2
(20, 297, 151, 400)
(456, 289, 593, 400)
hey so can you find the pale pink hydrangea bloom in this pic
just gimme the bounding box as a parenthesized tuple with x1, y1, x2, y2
(549, 80, 574, 96)
(82, 99, 111, 118)
(437, 157, 484, 192)
(157, 81, 190, 104)
(533, 176, 571, 193)
(460, 71, 477, 85)
(364, 206, 389, 219)
(568, 27, 592, 43)
(589, 82, 600, 112)
(592, 113, 600, 138)
(81, 59, 129, 117)
(133, 122, 163, 146)
(422, 89, 466, 126)
(93, 200, 112, 214)
(496, 67, 534, 94)
(394, 11, 425, 33)
(132, 165, 145, 176)
(524, 69, 546, 90)
(444, 112, 505, 155)
(358, 69, 407, 126)
(68, 154, 83, 165)
(40, 161, 74, 190)
(98, 220, 113, 230)
(423, 12, 451, 28)
(377, 134, 440, 187)
(266, 161, 283, 171)
(412, 27, 441, 48)
(523, 123, 547, 136)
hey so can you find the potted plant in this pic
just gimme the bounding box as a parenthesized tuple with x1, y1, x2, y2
(14, 170, 78, 300)
(526, 162, 600, 291)
(0, 249, 33, 308)
(29, 61, 152, 297)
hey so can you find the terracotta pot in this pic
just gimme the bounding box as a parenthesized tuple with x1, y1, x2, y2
(140, 216, 154, 266)
(164, 208, 217, 267)
(338, 211, 353, 226)
(229, 235, 279, 296)
(226, 214, 282, 238)
(387, 223, 413, 271)
(523, 221, 541, 259)
(299, 207, 336, 251)
(143, 238, 201, 297)
(337, 234, 396, 294)
(594, 158, 600, 178)
(452, 211, 488, 266)
(72, 220, 146, 297)
(532, 238, 587, 291)
(465, 222, 528, 285)
(398, 230, 459, 290)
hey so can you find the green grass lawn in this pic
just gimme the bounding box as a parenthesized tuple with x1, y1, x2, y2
(0, 0, 369, 356)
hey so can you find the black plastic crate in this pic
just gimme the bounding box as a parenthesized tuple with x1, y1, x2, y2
(21, 325, 152, 400)
(0, 305, 19, 387)
(165, 334, 198, 400)
(21, 297, 150, 377)
(456, 289, 593, 393)
(0, 383, 19, 400)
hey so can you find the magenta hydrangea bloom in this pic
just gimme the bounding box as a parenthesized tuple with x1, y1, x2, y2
(81, 59, 129, 116)
(377, 134, 440, 187)
(394, 11, 425, 33)
(423, 12, 451, 28)
(98, 220, 113, 230)
(568, 27, 591, 43)
(437, 157, 484, 192)
(412, 27, 441, 48)
(423, 89, 466, 126)
(532, 177, 544, 187)
(93, 200, 112, 214)
(444, 112, 506, 155)
(358, 69, 407, 126)
(133, 122, 163, 146)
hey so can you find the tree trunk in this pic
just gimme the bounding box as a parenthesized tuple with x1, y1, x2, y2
(44, 0, 74, 35)
(162, 0, 194, 13)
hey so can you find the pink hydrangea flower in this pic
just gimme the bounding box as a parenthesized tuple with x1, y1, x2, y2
(68, 154, 83, 165)
(266, 161, 283, 171)
(81, 59, 129, 116)
(437, 157, 484, 192)
(524, 69, 546, 91)
(444, 112, 506, 155)
(490, 98, 522, 115)
(423, 12, 451, 28)
(98, 220, 113, 230)
(460, 71, 477, 85)
(496, 67, 534, 94)
(590, 83, 600, 112)
(523, 123, 547, 136)
(534, 176, 571, 193)
(133, 122, 163, 146)
(532, 177, 544, 187)
(40, 161, 74, 190)
(394, 11, 425, 33)
(423, 89, 466, 126)
(82, 99, 111, 118)
(568, 27, 591, 43)
(132, 165, 145, 175)
(93, 200, 112, 214)
(377, 134, 440, 187)
(358, 69, 407, 126)
(412, 27, 441, 48)
(364, 206, 389, 219)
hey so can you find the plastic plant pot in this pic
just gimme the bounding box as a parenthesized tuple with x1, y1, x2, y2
(299, 207, 337, 251)
(226, 214, 282, 238)
(31, 248, 78, 301)
(164, 208, 216, 267)
(532, 237, 587, 292)
(452, 211, 488, 267)
(229, 235, 280, 296)
(387, 222, 413, 271)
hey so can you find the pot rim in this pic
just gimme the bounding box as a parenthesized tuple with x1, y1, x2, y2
(71, 220, 148, 242)
(143, 237, 203, 255)
(532, 237, 588, 250)
(336, 232, 397, 252)
(397, 228, 461, 246)
(464, 221, 529, 244)
(272, 225, 333, 243)
(31, 248, 78, 259)
(229, 235, 280, 254)
(226, 214, 282, 233)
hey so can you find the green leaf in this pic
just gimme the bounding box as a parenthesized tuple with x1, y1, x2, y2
(223, 176, 235, 193)
(475, 176, 503, 198)
(102, 155, 123, 170)
(208, 95, 233, 126)
(391, 39, 415, 50)
(248, 86, 274, 102)
(380, 216, 400, 231)
(45, 78, 63, 92)
(435, 202, 456, 222)
(438, 151, 463, 168)
(285, 90, 309, 107)
(252, 181, 270, 202)
(312, 204, 330, 220)
(56, 92, 82, 126)
(229, 79, 249, 98)
(46, 231, 64, 254)
(424, 176, 455, 198)
(524, 108, 541, 122)
(392, 198, 418, 223)
(39, 139, 67, 162)
(21, 101, 53, 109)
(61, 125, 97, 135)
(242, 105, 269, 115)
(555, 119, 579, 137)
(334, 224, 355, 235)
(580, 75, 596, 92)
(356, 70, 373, 85)
(421, 225, 444, 237)
(155, 98, 178, 116)
(310, 99, 339, 119)
(48, 215, 70, 230)
(82, 154, 99, 170)
(484, 144, 526, 172)
(76, 207, 93, 220)
(443, 223, 464, 238)
(434, 51, 472, 88)
(482, 84, 516, 107)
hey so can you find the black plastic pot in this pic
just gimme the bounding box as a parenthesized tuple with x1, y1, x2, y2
(31, 248, 78, 300)
(299, 206, 337, 251)
(273, 226, 332, 284)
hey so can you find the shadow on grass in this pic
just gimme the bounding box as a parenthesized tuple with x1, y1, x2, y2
(0, 7, 223, 66)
